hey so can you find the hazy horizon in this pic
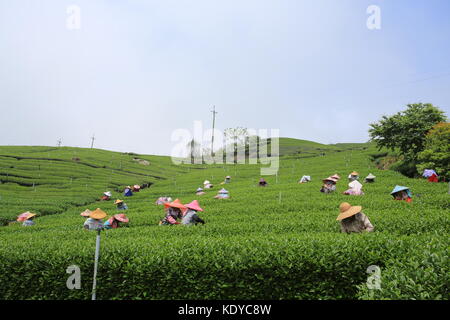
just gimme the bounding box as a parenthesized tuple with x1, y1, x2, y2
(0, 136, 374, 157)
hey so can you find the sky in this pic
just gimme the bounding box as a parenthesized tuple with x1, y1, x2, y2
(0, 0, 449, 156)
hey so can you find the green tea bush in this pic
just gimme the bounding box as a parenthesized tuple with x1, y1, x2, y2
(357, 237, 449, 300)
(0, 143, 448, 299)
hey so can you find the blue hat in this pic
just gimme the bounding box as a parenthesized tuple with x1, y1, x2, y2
(390, 185, 411, 197)
(422, 169, 437, 178)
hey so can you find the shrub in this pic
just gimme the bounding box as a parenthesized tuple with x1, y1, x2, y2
(389, 160, 418, 178)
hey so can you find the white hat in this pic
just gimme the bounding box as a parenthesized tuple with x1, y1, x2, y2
(366, 173, 376, 179)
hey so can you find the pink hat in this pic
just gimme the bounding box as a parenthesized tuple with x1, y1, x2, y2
(80, 209, 92, 217)
(113, 213, 129, 223)
(184, 200, 203, 212)
(17, 212, 32, 222)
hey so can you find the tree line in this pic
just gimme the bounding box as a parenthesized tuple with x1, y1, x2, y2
(369, 103, 449, 179)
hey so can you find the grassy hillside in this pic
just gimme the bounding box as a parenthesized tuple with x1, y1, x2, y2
(217, 137, 372, 159)
(0, 141, 448, 300)
(0, 146, 187, 222)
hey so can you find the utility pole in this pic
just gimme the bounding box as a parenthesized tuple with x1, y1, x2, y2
(57, 139, 62, 147)
(90, 134, 95, 149)
(211, 106, 218, 157)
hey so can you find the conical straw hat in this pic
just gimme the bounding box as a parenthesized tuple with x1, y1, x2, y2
(25, 213, 36, 220)
(350, 171, 359, 176)
(17, 211, 31, 222)
(164, 198, 187, 210)
(114, 199, 124, 204)
(185, 200, 204, 212)
(336, 202, 362, 221)
(80, 209, 92, 217)
(348, 180, 362, 190)
(390, 185, 411, 198)
(366, 173, 376, 179)
(390, 185, 409, 195)
(90, 208, 107, 220)
(113, 213, 129, 223)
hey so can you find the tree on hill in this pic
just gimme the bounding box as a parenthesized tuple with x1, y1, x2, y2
(224, 127, 248, 163)
(187, 139, 202, 164)
(417, 122, 450, 180)
(369, 103, 447, 163)
(245, 134, 261, 159)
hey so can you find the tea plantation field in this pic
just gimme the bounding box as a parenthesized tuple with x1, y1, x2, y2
(0, 141, 448, 300)
(0, 146, 188, 223)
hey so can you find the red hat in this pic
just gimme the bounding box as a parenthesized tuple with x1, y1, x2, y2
(185, 200, 203, 212)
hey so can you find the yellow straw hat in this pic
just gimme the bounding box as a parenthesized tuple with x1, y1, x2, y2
(350, 171, 359, 176)
(90, 208, 107, 220)
(114, 199, 124, 205)
(336, 202, 362, 221)
(25, 213, 36, 220)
